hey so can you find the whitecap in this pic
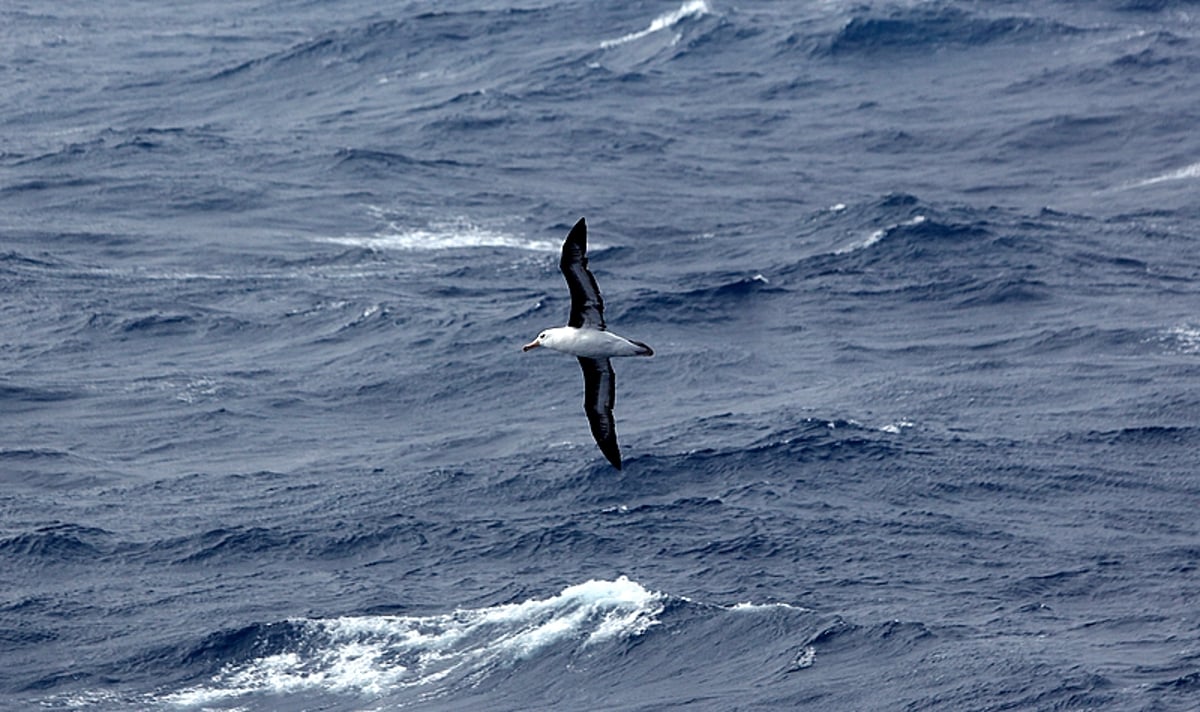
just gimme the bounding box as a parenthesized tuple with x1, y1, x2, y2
(1162, 324, 1200, 355)
(727, 600, 809, 613)
(1125, 161, 1200, 189)
(320, 217, 558, 253)
(600, 0, 710, 49)
(164, 576, 664, 707)
(880, 420, 915, 434)
(835, 215, 926, 255)
(790, 645, 816, 670)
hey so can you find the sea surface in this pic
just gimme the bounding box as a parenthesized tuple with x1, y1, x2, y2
(3, 1, 1199, 710)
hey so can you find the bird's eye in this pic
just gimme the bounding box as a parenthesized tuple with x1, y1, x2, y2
(540, 333, 547, 339)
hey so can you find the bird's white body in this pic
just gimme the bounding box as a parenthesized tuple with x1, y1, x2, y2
(525, 326, 653, 358)
(522, 217, 652, 469)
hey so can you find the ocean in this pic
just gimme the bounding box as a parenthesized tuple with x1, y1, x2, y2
(2, 1, 1199, 709)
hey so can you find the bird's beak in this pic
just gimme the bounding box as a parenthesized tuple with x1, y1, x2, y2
(522, 340, 540, 352)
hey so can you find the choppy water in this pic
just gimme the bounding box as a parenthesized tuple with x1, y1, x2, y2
(3, 1, 1199, 710)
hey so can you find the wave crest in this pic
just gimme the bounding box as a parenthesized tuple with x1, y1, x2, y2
(165, 577, 664, 707)
(827, 5, 1080, 56)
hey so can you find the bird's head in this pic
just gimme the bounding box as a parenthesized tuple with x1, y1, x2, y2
(522, 330, 547, 352)
(522, 328, 565, 352)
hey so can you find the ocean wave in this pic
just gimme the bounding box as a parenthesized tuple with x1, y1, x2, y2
(6, 1, 1200, 710)
(629, 418, 904, 485)
(12, 127, 228, 170)
(164, 577, 665, 707)
(1116, 0, 1200, 12)
(1080, 424, 1199, 447)
(0, 250, 66, 270)
(1125, 161, 1200, 189)
(319, 217, 558, 253)
(833, 215, 927, 256)
(1002, 113, 1128, 153)
(330, 147, 472, 177)
(207, 19, 409, 81)
(1161, 324, 1200, 354)
(203, 9, 545, 97)
(600, 0, 711, 49)
(0, 523, 112, 562)
(31, 576, 825, 709)
(618, 273, 778, 324)
(817, 194, 991, 264)
(1004, 29, 1200, 97)
(0, 446, 117, 489)
(825, 4, 1082, 56)
(168, 526, 298, 565)
(775, 195, 1114, 313)
(79, 310, 260, 342)
(953, 274, 1050, 307)
(0, 383, 79, 405)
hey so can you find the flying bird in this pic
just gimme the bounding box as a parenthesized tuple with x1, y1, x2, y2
(523, 218, 653, 469)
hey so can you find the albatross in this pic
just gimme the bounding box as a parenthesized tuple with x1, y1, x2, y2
(523, 217, 653, 469)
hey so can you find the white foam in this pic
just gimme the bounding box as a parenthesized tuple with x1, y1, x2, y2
(165, 577, 664, 708)
(791, 645, 816, 669)
(600, 0, 710, 49)
(727, 600, 808, 613)
(321, 218, 558, 253)
(1163, 324, 1200, 354)
(835, 215, 925, 255)
(880, 420, 915, 434)
(1127, 161, 1200, 189)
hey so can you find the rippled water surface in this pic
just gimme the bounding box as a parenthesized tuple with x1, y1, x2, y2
(3, 1, 1199, 709)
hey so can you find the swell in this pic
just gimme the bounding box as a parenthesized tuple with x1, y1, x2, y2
(822, 4, 1083, 57)
(206, 9, 547, 84)
(780, 193, 1191, 315)
(0, 524, 113, 562)
(59, 581, 822, 709)
(617, 273, 780, 325)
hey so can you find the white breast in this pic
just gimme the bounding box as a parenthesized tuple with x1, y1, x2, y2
(545, 327, 647, 357)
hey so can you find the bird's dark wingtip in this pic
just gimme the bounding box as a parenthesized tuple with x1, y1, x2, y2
(569, 217, 586, 240)
(598, 441, 622, 470)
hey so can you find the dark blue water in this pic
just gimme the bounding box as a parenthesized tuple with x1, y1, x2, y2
(3, 1, 1200, 709)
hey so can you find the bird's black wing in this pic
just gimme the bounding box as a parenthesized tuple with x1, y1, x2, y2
(560, 217, 606, 330)
(578, 356, 621, 469)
